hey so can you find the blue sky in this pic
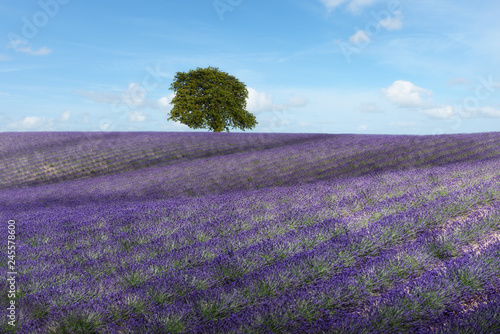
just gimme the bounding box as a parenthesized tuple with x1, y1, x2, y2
(1, 0, 499, 134)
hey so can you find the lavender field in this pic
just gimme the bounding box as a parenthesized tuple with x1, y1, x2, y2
(1, 131, 500, 333)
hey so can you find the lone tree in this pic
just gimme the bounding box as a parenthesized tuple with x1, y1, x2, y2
(167, 66, 258, 132)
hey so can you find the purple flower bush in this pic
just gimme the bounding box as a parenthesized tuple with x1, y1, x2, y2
(1, 131, 499, 333)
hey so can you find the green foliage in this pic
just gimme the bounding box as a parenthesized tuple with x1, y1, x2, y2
(46, 311, 103, 334)
(157, 314, 186, 333)
(427, 234, 460, 260)
(168, 66, 258, 132)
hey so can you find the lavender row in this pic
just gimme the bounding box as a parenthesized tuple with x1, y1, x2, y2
(0, 132, 326, 189)
(275, 202, 500, 333)
(5, 157, 499, 286)
(339, 236, 500, 333)
(7, 174, 499, 332)
(9, 160, 493, 284)
(2, 137, 500, 214)
(434, 291, 500, 333)
(2, 132, 500, 195)
(153, 187, 500, 333)
(238, 214, 500, 333)
(2, 132, 500, 333)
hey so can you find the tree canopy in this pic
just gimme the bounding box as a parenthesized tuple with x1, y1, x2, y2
(167, 66, 258, 132)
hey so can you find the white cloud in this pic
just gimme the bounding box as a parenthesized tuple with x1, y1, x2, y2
(81, 85, 306, 116)
(338, 8, 402, 54)
(122, 83, 146, 107)
(128, 111, 147, 122)
(478, 107, 500, 118)
(246, 87, 276, 113)
(157, 92, 176, 110)
(157, 96, 170, 108)
(246, 87, 308, 113)
(349, 30, 371, 44)
(347, 0, 376, 13)
(7, 40, 52, 56)
(382, 80, 432, 108)
(58, 110, 71, 122)
(99, 120, 113, 131)
(6, 116, 51, 130)
(4, 112, 77, 131)
(357, 124, 368, 131)
(0, 54, 9, 61)
(378, 11, 403, 31)
(172, 120, 189, 128)
(22, 117, 45, 128)
(381, 78, 500, 120)
(420, 105, 455, 119)
(79, 83, 172, 111)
